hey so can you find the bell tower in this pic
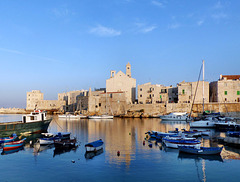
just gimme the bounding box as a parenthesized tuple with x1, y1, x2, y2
(126, 62, 131, 78)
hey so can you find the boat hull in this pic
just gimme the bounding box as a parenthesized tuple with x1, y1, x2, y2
(179, 146, 223, 155)
(190, 121, 216, 128)
(0, 119, 52, 136)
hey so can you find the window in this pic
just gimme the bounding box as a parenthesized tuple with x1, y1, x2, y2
(182, 89, 185, 94)
(160, 95, 162, 99)
(140, 95, 142, 97)
(224, 91, 227, 95)
(140, 88, 142, 91)
(237, 91, 240, 95)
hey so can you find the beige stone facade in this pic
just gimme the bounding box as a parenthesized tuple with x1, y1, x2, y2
(58, 90, 88, 112)
(99, 92, 127, 115)
(106, 63, 136, 104)
(26, 90, 65, 111)
(177, 81, 209, 104)
(210, 75, 240, 103)
(138, 82, 169, 104)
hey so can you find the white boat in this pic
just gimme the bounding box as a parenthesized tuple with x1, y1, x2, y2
(190, 117, 219, 128)
(88, 115, 114, 119)
(38, 132, 71, 145)
(58, 114, 87, 119)
(159, 112, 191, 121)
(85, 139, 104, 152)
(162, 135, 201, 149)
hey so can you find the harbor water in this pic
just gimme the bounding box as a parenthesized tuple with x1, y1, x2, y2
(0, 115, 240, 182)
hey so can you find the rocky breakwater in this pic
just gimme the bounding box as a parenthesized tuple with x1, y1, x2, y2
(0, 108, 27, 114)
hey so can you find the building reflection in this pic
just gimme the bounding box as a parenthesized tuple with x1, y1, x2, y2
(50, 116, 240, 167)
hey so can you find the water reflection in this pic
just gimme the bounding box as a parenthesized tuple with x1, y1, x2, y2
(53, 147, 78, 157)
(1, 146, 24, 155)
(85, 148, 104, 160)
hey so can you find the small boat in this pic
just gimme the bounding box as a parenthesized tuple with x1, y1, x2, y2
(88, 115, 113, 119)
(85, 139, 104, 152)
(227, 131, 240, 137)
(145, 131, 178, 140)
(54, 138, 77, 149)
(178, 146, 223, 155)
(162, 135, 201, 149)
(3, 138, 26, 151)
(159, 112, 191, 121)
(215, 121, 240, 131)
(0, 134, 17, 144)
(38, 132, 71, 145)
(0, 110, 52, 136)
(58, 114, 87, 119)
(190, 117, 218, 128)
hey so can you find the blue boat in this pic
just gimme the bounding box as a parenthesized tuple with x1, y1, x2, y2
(3, 138, 26, 151)
(85, 139, 104, 152)
(178, 146, 223, 155)
(227, 131, 240, 137)
(163, 136, 201, 149)
(0, 134, 17, 144)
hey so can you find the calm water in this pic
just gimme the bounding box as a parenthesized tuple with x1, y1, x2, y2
(0, 115, 240, 182)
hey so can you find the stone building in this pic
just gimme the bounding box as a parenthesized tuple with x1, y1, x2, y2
(210, 75, 240, 103)
(106, 63, 136, 104)
(26, 90, 65, 111)
(138, 82, 169, 104)
(177, 81, 209, 104)
(99, 91, 127, 115)
(58, 90, 88, 112)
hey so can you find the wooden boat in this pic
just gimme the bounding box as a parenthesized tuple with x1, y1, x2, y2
(162, 136, 201, 149)
(0, 134, 17, 144)
(85, 139, 104, 152)
(54, 138, 77, 149)
(178, 146, 223, 155)
(3, 138, 26, 151)
(38, 132, 71, 145)
(0, 110, 52, 136)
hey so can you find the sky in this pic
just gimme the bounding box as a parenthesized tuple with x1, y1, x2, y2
(0, 0, 240, 108)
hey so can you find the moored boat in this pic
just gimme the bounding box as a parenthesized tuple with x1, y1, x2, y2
(54, 138, 77, 149)
(178, 146, 223, 155)
(88, 115, 113, 119)
(3, 138, 26, 151)
(162, 135, 201, 149)
(38, 132, 71, 145)
(85, 139, 104, 152)
(0, 134, 17, 144)
(0, 110, 52, 136)
(159, 112, 191, 121)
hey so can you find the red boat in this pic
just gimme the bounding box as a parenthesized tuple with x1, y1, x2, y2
(3, 138, 26, 151)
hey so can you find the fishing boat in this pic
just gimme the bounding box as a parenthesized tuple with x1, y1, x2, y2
(178, 146, 223, 155)
(0, 110, 52, 136)
(3, 138, 26, 151)
(85, 139, 104, 152)
(54, 138, 77, 149)
(159, 112, 191, 121)
(0, 134, 17, 144)
(88, 115, 113, 119)
(38, 132, 71, 145)
(190, 117, 218, 128)
(162, 135, 201, 149)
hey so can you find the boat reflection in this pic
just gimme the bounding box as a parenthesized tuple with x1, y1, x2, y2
(178, 152, 223, 162)
(33, 142, 54, 155)
(53, 147, 78, 157)
(1, 146, 24, 155)
(85, 148, 104, 160)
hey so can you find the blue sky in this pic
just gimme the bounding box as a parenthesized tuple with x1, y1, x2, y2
(0, 0, 240, 108)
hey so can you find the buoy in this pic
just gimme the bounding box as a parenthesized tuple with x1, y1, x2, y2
(143, 141, 145, 145)
(129, 133, 131, 135)
(71, 160, 75, 163)
(117, 151, 120, 156)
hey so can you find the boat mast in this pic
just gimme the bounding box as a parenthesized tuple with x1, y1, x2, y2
(202, 60, 205, 113)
